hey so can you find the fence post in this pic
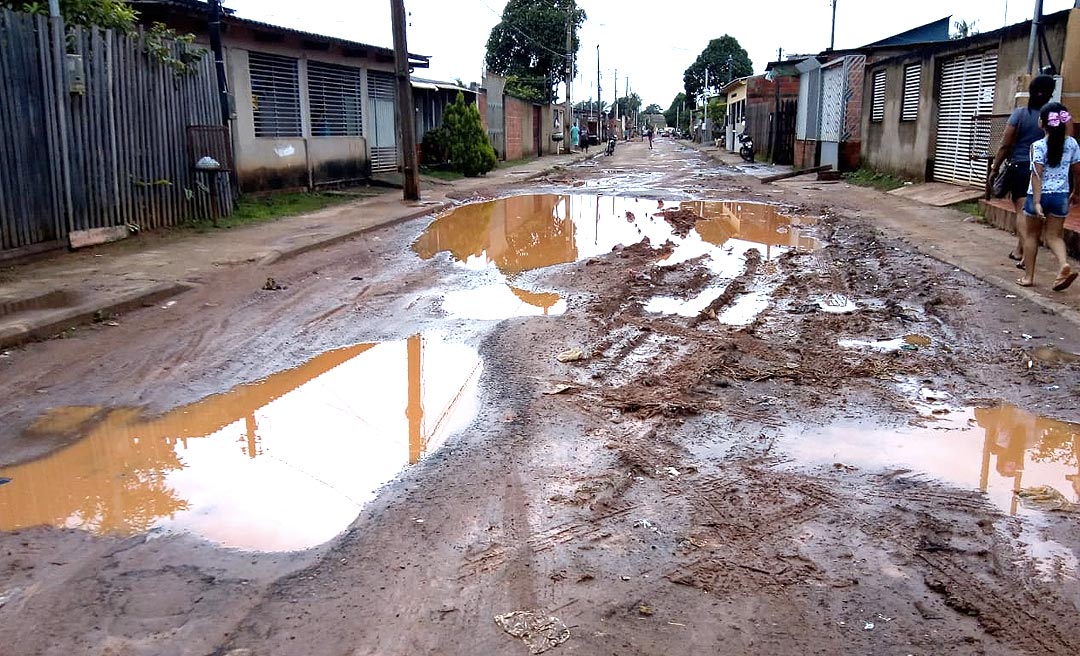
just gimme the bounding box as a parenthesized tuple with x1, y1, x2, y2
(48, 0, 73, 236)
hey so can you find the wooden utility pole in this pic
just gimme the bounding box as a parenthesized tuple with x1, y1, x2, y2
(830, 0, 837, 50)
(564, 12, 572, 150)
(391, 0, 419, 200)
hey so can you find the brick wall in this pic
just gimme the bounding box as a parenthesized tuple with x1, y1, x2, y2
(477, 90, 487, 131)
(505, 98, 523, 161)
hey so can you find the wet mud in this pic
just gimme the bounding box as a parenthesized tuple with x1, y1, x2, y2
(3, 138, 1080, 655)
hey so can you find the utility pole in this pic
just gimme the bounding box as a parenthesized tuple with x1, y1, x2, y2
(830, 0, 837, 50)
(564, 11, 572, 150)
(1026, 0, 1044, 73)
(390, 0, 419, 200)
(614, 68, 618, 123)
(596, 45, 601, 138)
(207, 0, 230, 126)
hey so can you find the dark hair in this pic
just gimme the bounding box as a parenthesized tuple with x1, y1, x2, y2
(1039, 101, 1069, 167)
(1029, 75, 1056, 109)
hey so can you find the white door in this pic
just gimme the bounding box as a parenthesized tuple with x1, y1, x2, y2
(819, 63, 845, 169)
(933, 51, 997, 186)
(367, 71, 398, 173)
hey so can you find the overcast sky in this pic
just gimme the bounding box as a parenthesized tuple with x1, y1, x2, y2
(224, 0, 1077, 109)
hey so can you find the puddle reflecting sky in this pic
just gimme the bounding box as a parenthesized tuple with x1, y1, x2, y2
(780, 404, 1080, 516)
(413, 194, 817, 320)
(0, 335, 482, 551)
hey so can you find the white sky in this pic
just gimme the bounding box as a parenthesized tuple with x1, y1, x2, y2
(224, 0, 1077, 109)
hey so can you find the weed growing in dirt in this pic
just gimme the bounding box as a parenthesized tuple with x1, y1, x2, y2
(421, 167, 465, 181)
(186, 192, 357, 231)
(844, 167, 910, 192)
(949, 201, 985, 218)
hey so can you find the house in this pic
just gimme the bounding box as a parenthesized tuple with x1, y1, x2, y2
(136, 0, 431, 191)
(862, 8, 1080, 187)
(783, 17, 952, 172)
(480, 74, 565, 160)
(411, 77, 478, 146)
(719, 74, 800, 162)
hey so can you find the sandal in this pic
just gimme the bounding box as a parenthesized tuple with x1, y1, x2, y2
(1053, 271, 1078, 292)
(1017, 277, 1034, 287)
(1008, 251, 1022, 261)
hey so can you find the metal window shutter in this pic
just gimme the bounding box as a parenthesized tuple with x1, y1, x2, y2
(367, 71, 398, 172)
(871, 70, 886, 122)
(933, 51, 997, 186)
(249, 52, 302, 138)
(308, 61, 363, 137)
(901, 64, 920, 121)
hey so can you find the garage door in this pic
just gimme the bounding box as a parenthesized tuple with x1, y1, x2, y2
(933, 51, 997, 186)
(367, 71, 398, 173)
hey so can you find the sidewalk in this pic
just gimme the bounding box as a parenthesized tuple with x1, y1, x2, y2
(683, 139, 1080, 325)
(0, 153, 586, 349)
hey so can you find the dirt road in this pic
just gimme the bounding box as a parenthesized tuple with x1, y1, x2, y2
(2, 138, 1080, 655)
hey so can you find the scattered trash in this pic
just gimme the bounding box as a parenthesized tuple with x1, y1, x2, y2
(414, 518, 425, 524)
(1046, 385, 1061, 391)
(918, 388, 950, 402)
(1022, 333, 1034, 340)
(195, 156, 221, 170)
(818, 294, 858, 314)
(662, 466, 680, 477)
(494, 610, 571, 654)
(621, 576, 632, 581)
(1005, 294, 1017, 299)
(351, 276, 364, 281)
(900, 344, 919, 352)
(638, 604, 654, 616)
(667, 621, 686, 627)
(542, 383, 577, 395)
(160, 300, 177, 309)
(1016, 486, 1077, 512)
(556, 348, 586, 363)
(262, 277, 284, 291)
(0, 477, 11, 486)
(875, 613, 894, 622)
(634, 519, 663, 535)
(864, 621, 875, 631)
(0, 351, 9, 358)
(103, 320, 120, 327)
(833, 463, 857, 472)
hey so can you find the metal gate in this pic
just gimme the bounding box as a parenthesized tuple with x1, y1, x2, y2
(367, 71, 397, 173)
(819, 62, 845, 169)
(772, 99, 797, 165)
(484, 74, 505, 159)
(933, 51, 997, 186)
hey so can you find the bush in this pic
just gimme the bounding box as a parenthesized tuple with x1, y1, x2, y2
(421, 126, 451, 167)
(443, 91, 497, 177)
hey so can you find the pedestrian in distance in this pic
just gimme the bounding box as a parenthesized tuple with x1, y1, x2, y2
(580, 124, 590, 154)
(570, 122, 580, 152)
(990, 75, 1057, 266)
(1017, 102, 1080, 291)
(646, 126, 654, 149)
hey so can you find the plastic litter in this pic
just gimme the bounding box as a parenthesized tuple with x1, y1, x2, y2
(556, 348, 586, 363)
(195, 156, 221, 170)
(864, 621, 875, 630)
(0, 477, 10, 486)
(494, 610, 571, 654)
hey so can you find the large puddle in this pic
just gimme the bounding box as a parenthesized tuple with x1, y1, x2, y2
(413, 194, 817, 321)
(0, 334, 481, 551)
(779, 404, 1080, 516)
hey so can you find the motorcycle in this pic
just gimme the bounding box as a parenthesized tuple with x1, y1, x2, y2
(738, 133, 755, 163)
(605, 135, 617, 156)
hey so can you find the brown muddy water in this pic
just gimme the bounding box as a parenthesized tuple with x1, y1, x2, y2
(413, 194, 818, 321)
(0, 334, 481, 551)
(778, 403, 1080, 517)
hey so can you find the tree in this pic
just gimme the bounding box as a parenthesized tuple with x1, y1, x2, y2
(663, 93, 690, 133)
(951, 19, 979, 40)
(615, 93, 641, 118)
(1, 0, 136, 31)
(643, 103, 663, 115)
(485, 0, 586, 103)
(443, 92, 497, 177)
(683, 35, 752, 105)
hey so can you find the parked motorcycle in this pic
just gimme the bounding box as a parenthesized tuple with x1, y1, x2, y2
(738, 133, 755, 163)
(605, 135, 617, 156)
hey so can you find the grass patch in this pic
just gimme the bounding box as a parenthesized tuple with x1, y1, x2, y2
(949, 200, 985, 218)
(187, 191, 354, 231)
(500, 156, 536, 168)
(843, 167, 910, 192)
(421, 167, 465, 181)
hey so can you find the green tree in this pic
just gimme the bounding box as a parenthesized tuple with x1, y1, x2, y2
(1, 0, 136, 31)
(443, 92, 497, 177)
(683, 35, 752, 105)
(615, 93, 641, 118)
(485, 0, 586, 103)
(663, 92, 690, 133)
(643, 103, 663, 114)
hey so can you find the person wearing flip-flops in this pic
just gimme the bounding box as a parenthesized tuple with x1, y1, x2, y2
(1017, 102, 1080, 292)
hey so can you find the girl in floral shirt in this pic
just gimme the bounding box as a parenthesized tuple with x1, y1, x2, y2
(1019, 102, 1080, 291)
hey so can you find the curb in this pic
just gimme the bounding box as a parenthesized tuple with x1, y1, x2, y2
(259, 202, 454, 266)
(0, 282, 192, 351)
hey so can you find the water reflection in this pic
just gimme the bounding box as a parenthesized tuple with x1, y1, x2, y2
(413, 194, 817, 319)
(0, 335, 482, 551)
(779, 404, 1080, 515)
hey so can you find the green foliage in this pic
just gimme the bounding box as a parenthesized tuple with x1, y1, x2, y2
(485, 0, 586, 103)
(663, 92, 690, 133)
(951, 19, 979, 40)
(643, 103, 663, 114)
(843, 167, 909, 191)
(443, 92, 497, 177)
(145, 22, 207, 76)
(3, 0, 135, 31)
(707, 97, 726, 126)
(683, 35, 753, 105)
(421, 125, 451, 166)
(614, 93, 641, 118)
(187, 192, 358, 231)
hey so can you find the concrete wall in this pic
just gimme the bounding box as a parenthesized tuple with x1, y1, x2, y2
(862, 12, 1073, 181)
(222, 32, 397, 192)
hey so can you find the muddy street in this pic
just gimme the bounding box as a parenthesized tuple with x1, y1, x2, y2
(2, 137, 1080, 655)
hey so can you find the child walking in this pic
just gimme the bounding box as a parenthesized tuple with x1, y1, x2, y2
(1018, 102, 1080, 291)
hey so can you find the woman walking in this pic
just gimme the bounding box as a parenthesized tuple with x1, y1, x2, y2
(990, 75, 1057, 265)
(1017, 102, 1080, 291)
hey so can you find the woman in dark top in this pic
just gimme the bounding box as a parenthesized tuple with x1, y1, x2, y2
(989, 75, 1057, 263)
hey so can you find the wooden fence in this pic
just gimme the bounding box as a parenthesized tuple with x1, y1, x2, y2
(0, 10, 231, 259)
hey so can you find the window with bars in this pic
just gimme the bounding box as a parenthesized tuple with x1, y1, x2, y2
(308, 61, 363, 137)
(871, 70, 886, 123)
(249, 52, 301, 138)
(901, 64, 921, 121)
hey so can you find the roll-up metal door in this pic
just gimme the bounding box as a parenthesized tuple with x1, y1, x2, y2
(933, 51, 997, 186)
(367, 71, 398, 172)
